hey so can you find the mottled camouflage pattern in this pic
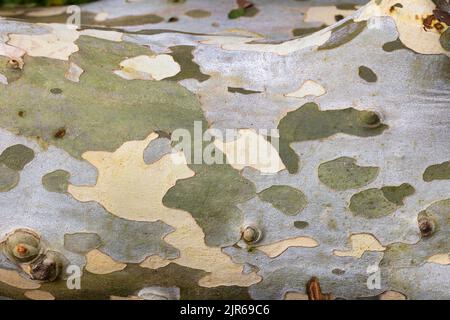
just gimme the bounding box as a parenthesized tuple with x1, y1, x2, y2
(0, 0, 449, 300)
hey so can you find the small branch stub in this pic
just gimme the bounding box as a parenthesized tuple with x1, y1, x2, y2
(242, 225, 262, 243)
(359, 111, 382, 129)
(418, 213, 436, 238)
(3, 229, 42, 263)
(29, 251, 62, 282)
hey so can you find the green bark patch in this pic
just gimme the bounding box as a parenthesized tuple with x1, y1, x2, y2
(0, 144, 34, 171)
(336, 4, 358, 10)
(0, 163, 19, 192)
(292, 25, 327, 37)
(349, 189, 397, 218)
(381, 183, 415, 206)
(423, 160, 450, 182)
(0, 36, 204, 159)
(293, 221, 309, 229)
(42, 170, 70, 193)
(349, 184, 415, 218)
(64, 233, 102, 254)
(244, 6, 259, 18)
(318, 157, 379, 191)
(86, 14, 165, 26)
(440, 28, 450, 51)
(185, 9, 212, 18)
(163, 164, 256, 247)
(228, 6, 259, 19)
(278, 103, 387, 174)
(382, 38, 409, 52)
(166, 45, 210, 82)
(228, 8, 245, 19)
(258, 185, 307, 216)
(0, 144, 33, 192)
(227, 87, 261, 95)
(318, 20, 367, 51)
(332, 268, 345, 275)
(38, 264, 252, 300)
(358, 66, 378, 83)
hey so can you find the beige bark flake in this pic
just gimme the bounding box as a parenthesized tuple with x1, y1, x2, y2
(85, 249, 127, 275)
(8, 24, 79, 61)
(427, 253, 450, 265)
(80, 29, 123, 42)
(286, 80, 326, 98)
(213, 129, 286, 174)
(200, 30, 331, 55)
(333, 233, 385, 258)
(94, 12, 109, 22)
(284, 291, 309, 300)
(24, 290, 55, 300)
(140, 255, 172, 270)
(305, 6, 358, 25)
(0, 35, 26, 61)
(65, 62, 84, 83)
(0, 269, 41, 289)
(114, 55, 181, 81)
(257, 236, 319, 258)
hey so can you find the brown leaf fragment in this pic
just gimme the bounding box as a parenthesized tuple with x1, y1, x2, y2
(8, 58, 23, 70)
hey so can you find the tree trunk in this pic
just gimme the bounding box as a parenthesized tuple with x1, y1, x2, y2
(0, 0, 449, 300)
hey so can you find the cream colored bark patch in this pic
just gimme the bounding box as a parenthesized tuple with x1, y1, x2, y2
(286, 80, 326, 98)
(140, 255, 171, 270)
(80, 29, 123, 42)
(333, 233, 385, 258)
(257, 236, 319, 258)
(356, 0, 448, 56)
(0, 269, 40, 289)
(213, 129, 285, 174)
(8, 24, 79, 61)
(0, 43, 25, 60)
(427, 253, 450, 265)
(201, 30, 331, 55)
(85, 249, 127, 275)
(68, 133, 261, 288)
(94, 12, 109, 22)
(24, 290, 55, 300)
(223, 28, 264, 38)
(284, 291, 309, 300)
(305, 6, 357, 25)
(65, 62, 84, 83)
(114, 55, 181, 81)
(0, 35, 26, 61)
